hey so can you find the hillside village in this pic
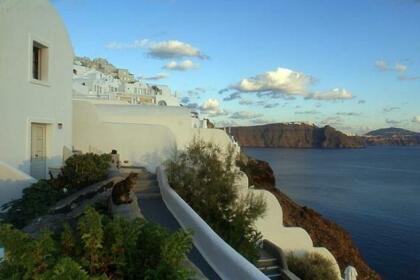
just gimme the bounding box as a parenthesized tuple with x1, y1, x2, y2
(0, 1, 361, 280)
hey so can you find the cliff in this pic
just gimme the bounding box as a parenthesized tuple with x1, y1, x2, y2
(364, 127, 420, 146)
(237, 153, 381, 280)
(229, 123, 365, 149)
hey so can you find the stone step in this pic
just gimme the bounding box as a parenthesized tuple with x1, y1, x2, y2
(257, 257, 277, 268)
(133, 180, 159, 192)
(259, 265, 280, 272)
(137, 192, 162, 199)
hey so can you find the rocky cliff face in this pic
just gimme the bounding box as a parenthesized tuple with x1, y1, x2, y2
(237, 153, 381, 280)
(230, 123, 365, 149)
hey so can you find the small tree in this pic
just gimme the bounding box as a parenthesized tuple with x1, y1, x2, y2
(166, 139, 266, 263)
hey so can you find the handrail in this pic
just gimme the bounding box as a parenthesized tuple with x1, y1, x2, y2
(157, 166, 269, 280)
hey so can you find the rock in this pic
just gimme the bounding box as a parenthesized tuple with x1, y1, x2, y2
(229, 123, 365, 149)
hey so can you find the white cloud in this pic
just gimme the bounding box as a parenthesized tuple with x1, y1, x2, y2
(412, 116, 420, 123)
(319, 116, 343, 126)
(231, 67, 313, 96)
(295, 110, 320, 115)
(251, 118, 276, 125)
(306, 88, 353, 101)
(385, 119, 400, 125)
(375, 59, 408, 73)
(164, 60, 199, 71)
(105, 39, 150, 49)
(375, 59, 389, 71)
(399, 75, 420, 81)
(395, 62, 408, 73)
(138, 72, 168, 80)
(230, 111, 263, 119)
(383, 106, 400, 113)
(200, 99, 228, 116)
(149, 40, 208, 59)
(239, 99, 254, 105)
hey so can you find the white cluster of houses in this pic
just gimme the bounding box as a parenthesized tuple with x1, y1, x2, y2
(72, 62, 180, 107)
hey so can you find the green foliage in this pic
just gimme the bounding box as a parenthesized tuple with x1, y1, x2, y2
(1, 180, 64, 228)
(60, 153, 111, 190)
(287, 253, 337, 280)
(166, 139, 266, 263)
(1, 153, 111, 229)
(0, 207, 193, 280)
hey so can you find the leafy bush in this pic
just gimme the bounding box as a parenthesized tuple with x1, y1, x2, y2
(166, 139, 266, 263)
(0, 207, 193, 280)
(1, 153, 111, 228)
(1, 180, 65, 228)
(287, 253, 337, 280)
(60, 153, 111, 190)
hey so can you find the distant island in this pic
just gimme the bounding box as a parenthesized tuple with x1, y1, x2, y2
(228, 123, 365, 149)
(227, 124, 420, 149)
(364, 127, 420, 146)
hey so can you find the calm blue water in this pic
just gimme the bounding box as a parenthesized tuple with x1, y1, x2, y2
(244, 146, 420, 280)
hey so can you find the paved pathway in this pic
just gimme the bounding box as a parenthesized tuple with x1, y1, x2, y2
(120, 167, 221, 280)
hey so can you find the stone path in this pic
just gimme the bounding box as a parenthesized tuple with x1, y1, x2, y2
(120, 167, 220, 280)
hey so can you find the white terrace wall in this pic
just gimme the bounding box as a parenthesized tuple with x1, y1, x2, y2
(235, 171, 342, 279)
(0, 0, 73, 176)
(73, 100, 234, 171)
(158, 166, 269, 280)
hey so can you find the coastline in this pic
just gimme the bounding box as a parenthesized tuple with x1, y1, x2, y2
(237, 153, 381, 280)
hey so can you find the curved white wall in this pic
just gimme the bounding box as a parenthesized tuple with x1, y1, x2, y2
(157, 166, 269, 280)
(73, 100, 235, 171)
(0, 0, 73, 176)
(235, 177, 342, 279)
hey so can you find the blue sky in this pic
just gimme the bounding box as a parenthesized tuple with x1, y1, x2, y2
(52, 0, 420, 134)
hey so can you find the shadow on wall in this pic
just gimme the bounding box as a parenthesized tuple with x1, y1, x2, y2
(0, 156, 63, 210)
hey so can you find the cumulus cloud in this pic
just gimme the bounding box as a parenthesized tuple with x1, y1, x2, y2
(231, 67, 313, 96)
(105, 39, 208, 60)
(164, 60, 199, 71)
(200, 99, 228, 116)
(306, 88, 353, 101)
(138, 72, 168, 80)
(230, 111, 263, 119)
(375, 59, 408, 73)
(412, 116, 420, 123)
(148, 40, 208, 59)
(383, 106, 400, 113)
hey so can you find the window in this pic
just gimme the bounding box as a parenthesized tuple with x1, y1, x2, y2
(32, 41, 48, 81)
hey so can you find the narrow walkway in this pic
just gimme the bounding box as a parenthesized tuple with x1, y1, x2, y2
(120, 167, 221, 280)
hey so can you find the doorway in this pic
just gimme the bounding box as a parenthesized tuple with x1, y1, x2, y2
(30, 123, 47, 179)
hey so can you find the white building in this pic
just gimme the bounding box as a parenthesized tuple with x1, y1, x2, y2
(0, 0, 74, 204)
(73, 65, 180, 106)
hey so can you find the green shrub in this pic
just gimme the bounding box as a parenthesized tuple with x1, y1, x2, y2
(287, 253, 337, 280)
(0, 207, 193, 280)
(1, 180, 64, 228)
(166, 139, 266, 263)
(60, 153, 112, 190)
(1, 153, 112, 228)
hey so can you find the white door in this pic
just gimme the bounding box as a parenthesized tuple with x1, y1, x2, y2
(31, 123, 47, 179)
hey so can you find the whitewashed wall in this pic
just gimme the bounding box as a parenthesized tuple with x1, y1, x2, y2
(0, 161, 36, 209)
(0, 0, 73, 176)
(73, 100, 234, 171)
(158, 167, 269, 280)
(235, 176, 342, 279)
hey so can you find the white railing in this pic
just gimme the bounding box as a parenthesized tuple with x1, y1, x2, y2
(157, 166, 269, 280)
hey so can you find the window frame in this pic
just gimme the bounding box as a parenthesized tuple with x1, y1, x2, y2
(29, 35, 50, 87)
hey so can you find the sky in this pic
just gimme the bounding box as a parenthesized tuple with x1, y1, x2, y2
(52, 0, 420, 134)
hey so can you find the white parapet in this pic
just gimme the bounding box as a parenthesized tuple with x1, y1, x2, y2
(157, 166, 269, 280)
(0, 161, 36, 210)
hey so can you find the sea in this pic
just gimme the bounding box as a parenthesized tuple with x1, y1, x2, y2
(244, 146, 420, 280)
